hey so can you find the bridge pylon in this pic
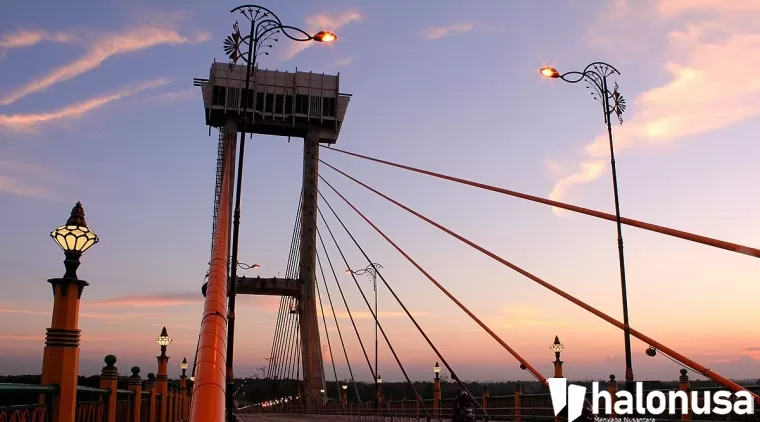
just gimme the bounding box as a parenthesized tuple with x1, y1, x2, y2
(195, 59, 351, 413)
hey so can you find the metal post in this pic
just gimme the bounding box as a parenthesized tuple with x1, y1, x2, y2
(540, 62, 633, 394)
(601, 75, 634, 392)
(226, 17, 256, 422)
(373, 268, 379, 414)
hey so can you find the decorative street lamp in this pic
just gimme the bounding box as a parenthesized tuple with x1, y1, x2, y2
(550, 336, 565, 378)
(346, 262, 383, 410)
(156, 326, 173, 357)
(180, 357, 189, 374)
(221, 7, 337, 418)
(433, 362, 442, 418)
(41, 202, 99, 422)
(155, 327, 172, 422)
(539, 61, 634, 391)
(50, 201, 99, 280)
(238, 262, 260, 270)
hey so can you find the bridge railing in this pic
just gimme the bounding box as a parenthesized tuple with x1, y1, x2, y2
(239, 373, 760, 421)
(0, 356, 192, 422)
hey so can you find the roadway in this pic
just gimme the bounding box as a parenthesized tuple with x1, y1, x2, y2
(238, 414, 426, 421)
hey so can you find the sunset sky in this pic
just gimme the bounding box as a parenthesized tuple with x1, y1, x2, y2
(1, 0, 759, 384)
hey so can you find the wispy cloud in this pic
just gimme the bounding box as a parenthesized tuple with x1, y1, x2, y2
(0, 78, 170, 132)
(547, 0, 760, 211)
(0, 159, 61, 199)
(0, 335, 43, 341)
(332, 56, 353, 67)
(0, 29, 79, 56)
(147, 87, 198, 104)
(420, 22, 501, 40)
(0, 306, 172, 321)
(87, 292, 200, 308)
(0, 26, 208, 106)
(741, 346, 760, 352)
(282, 10, 363, 61)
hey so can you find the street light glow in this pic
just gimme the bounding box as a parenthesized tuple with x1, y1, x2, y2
(550, 335, 565, 354)
(313, 31, 337, 43)
(155, 327, 172, 347)
(540, 67, 560, 78)
(50, 202, 99, 253)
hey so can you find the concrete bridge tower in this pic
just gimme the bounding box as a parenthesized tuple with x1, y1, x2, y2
(195, 63, 352, 409)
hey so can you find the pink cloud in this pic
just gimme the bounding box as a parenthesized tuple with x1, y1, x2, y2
(0, 29, 78, 56)
(0, 26, 207, 105)
(420, 22, 502, 40)
(0, 79, 170, 132)
(548, 1, 760, 208)
(86, 292, 200, 309)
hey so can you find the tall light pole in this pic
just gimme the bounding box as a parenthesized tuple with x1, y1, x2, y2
(539, 62, 633, 391)
(221, 5, 336, 421)
(346, 263, 383, 411)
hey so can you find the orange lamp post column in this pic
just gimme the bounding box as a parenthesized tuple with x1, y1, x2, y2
(180, 357, 189, 421)
(41, 202, 99, 422)
(155, 327, 172, 422)
(433, 362, 441, 419)
(550, 336, 565, 378)
(550, 336, 565, 422)
(679, 369, 691, 421)
(341, 385, 348, 408)
(608, 375, 617, 418)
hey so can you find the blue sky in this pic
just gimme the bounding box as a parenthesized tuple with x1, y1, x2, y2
(1, 0, 759, 383)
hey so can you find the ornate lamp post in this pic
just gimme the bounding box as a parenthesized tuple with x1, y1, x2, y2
(341, 384, 348, 407)
(155, 327, 172, 422)
(180, 357, 189, 420)
(540, 62, 634, 391)
(221, 7, 336, 419)
(550, 336, 565, 378)
(433, 362, 441, 418)
(346, 262, 383, 411)
(41, 202, 98, 422)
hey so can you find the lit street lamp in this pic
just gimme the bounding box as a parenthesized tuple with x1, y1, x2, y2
(238, 262, 261, 270)
(41, 202, 99, 421)
(221, 6, 336, 419)
(550, 336, 565, 378)
(540, 62, 634, 391)
(50, 201, 99, 280)
(346, 262, 383, 410)
(156, 327, 173, 357)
